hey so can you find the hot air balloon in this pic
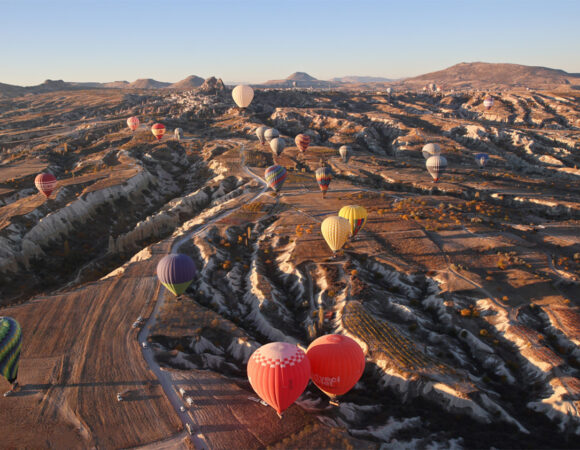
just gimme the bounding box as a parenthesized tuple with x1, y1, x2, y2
(256, 126, 268, 145)
(386, 87, 392, 96)
(264, 128, 279, 143)
(295, 134, 310, 153)
(270, 137, 285, 157)
(338, 205, 368, 239)
(156, 254, 197, 296)
(426, 155, 447, 182)
(422, 143, 441, 160)
(306, 334, 365, 401)
(0, 317, 22, 394)
(339, 145, 351, 163)
(315, 167, 332, 198)
(151, 123, 166, 141)
(265, 165, 287, 194)
(483, 96, 494, 110)
(232, 85, 254, 109)
(35, 173, 57, 199)
(174, 128, 183, 140)
(321, 216, 350, 255)
(247, 342, 310, 417)
(475, 153, 489, 168)
(127, 116, 140, 131)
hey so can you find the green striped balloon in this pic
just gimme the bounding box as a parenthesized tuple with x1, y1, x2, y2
(0, 317, 22, 384)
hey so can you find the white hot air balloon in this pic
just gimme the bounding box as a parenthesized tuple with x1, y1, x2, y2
(264, 128, 280, 143)
(426, 155, 447, 182)
(422, 143, 441, 160)
(174, 128, 183, 140)
(256, 126, 268, 145)
(339, 145, 351, 163)
(270, 137, 286, 157)
(232, 85, 254, 109)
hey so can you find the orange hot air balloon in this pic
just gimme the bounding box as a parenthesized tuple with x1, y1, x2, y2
(295, 134, 310, 153)
(247, 342, 311, 417)
(34, 173, 57, 198)
(151, 123, 166, 141)
(127, 116, 140, 131)
(306, 334, 365, 398)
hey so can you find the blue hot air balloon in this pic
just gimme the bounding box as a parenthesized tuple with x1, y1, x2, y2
(475, 153, 489, 168)
(265, 165, 287, 194)
(0, 317, 22, 387)
(156, 254, 197, 296)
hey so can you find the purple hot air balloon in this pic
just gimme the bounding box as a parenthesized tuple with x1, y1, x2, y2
(156, 254, 197, 296)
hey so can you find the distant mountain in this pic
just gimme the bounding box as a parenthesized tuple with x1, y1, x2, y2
(286, 72, 318, 82)
(168, 75, 205, 90)
(399, 62, 580, 90)
(103, 81, 130, 88)
(331, 76, 395, 83)
(128, 78, 171, 89)
(261, 72, 333, 88)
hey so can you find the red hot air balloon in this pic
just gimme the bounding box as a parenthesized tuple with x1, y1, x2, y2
(247, 342, 311, 417)
(306, 334, 365, 399)
(295, 134, 310, 153)
(34, 173, 57, 198)
(151, 123, 166, 141)
(127, 116, 140, 131)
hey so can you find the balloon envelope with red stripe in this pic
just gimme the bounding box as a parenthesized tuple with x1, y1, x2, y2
(127, 116, 140, 131)
(34, 173, 57, 198)
(151, 123, 166, 141)
(315, 167, 332, 197)
(265, 165, 287, 193)
(247, 342, 311, 415)
(295, 134, 310, 153)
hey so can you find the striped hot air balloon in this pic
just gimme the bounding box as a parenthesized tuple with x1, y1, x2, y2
(265, 165, 287, 194)
(295, 134, 310, 153)
(270, 138, 286, 157)
(315, 167, 332, 198)
(264, 128, 279, 143)
(34, 173, 57, 198)
(422, 143, 441, 160)
(426, 155, 447, 182)
(0, 317, 22, 386)
(151, 123, 166, 141)
(475, 153, 489, 168)
(232, 85, 254, 109)
(127, 116, 140, 131)
(306, 334, 365, 399)
(321, 216, 351, 255)
(338, 205, 368, 238)
(256, 126, 268, 145)
(339, 145, 351, 163)
(247, 342, 311, 417)
(156, 254, 197, 296)
(483, 96, 494, 110)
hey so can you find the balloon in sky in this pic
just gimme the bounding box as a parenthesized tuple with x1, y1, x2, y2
(264, 128, 279, 143)
(426, 155, 447, 182)
(339, 145, 351, 163)
(256, 126, 268, 145)
(270, 137, 286, 157)
(321, 216, 351, 254)
(422, 143, 441, 160)
(35, 173, 57, 198)
(315, 167, 332, 198)
(265, 165, 287, 193)
(247, 342, 311, 416)
(295, 134, 310, 153)
(151, 123, 166, 141)
(483, 96, 494, 110)
(306, 334, 365, 397)
(338, 205, 368, 238)
(0, 317, 22, 385)
(156, 254, 197, 296)
(232, 85, 254, 108)
(475, 153, 489, 168)
(127, 116, 140, 131)
(174, 128, 183, 140)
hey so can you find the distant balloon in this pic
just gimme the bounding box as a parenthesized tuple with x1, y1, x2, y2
(232, 85, 254, 108)
(256, 126, 268, 145)
(295, 134, 310, 153)
(0, 317, 22, 386)
(156, 254, 197, 296)
(35, 173, 57, 198)
(265, 165, 287, 193)
(315, 167, 332, 198)
(174, 128, 183, 140)
(306, 334, 365, 398)
(127, 116, 140, 131)
(321, 216, 351, 254)
(483, 96, 494, 110)
(247, 342, 311, 416)
(270, 137, 286, 157)
(422, 143, 441, 160)
(264, 128, 280, 143)
(151, 123, 166, 141)
(339, 145, 352, 163)
(386, 87, 392, 95)
(426, 155, 447, 182)
(338, 205, 368, 238)
(475, 153, 489, 168)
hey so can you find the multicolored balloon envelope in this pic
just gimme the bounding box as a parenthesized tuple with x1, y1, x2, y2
(247, 342, 311, 416)
(321, 216, 350, 253)
(264, 128, 279, 143)
(256, 126, 268, 145)
(306, 334, 365, 397)
(0, 317, 22, 385)
(338, 205, 368, 238)
(156, 254, 197, 296)
(422, 143, 441, 160)
(127, 116, 140, 131)
(232, 85, 254, 108)
(475, 153, 489, 168)
(265, 165, 287, 193)
(339, 145, 351, 163)
(270, 137, 286, 157)
(35, 173, 57, 198)
(426, 155, 447, 182)
(151, 123, 166, 141)
(295, 134, 310, 153)
(483, 96, 494, 110)
(315, 167, 332, 197)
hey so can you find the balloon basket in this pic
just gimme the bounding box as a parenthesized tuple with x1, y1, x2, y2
(329, 399, 340, 407)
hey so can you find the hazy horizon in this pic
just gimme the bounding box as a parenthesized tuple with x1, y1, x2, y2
(1, 0, 579, 86)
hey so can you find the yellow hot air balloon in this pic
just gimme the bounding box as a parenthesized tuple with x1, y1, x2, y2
(321, 216, 351, 255)
(338, 205, 368, 239)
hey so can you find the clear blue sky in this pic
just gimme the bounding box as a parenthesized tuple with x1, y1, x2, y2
(1, 0, 579, 86)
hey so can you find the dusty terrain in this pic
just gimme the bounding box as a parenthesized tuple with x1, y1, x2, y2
(0, 79, 579, 448)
